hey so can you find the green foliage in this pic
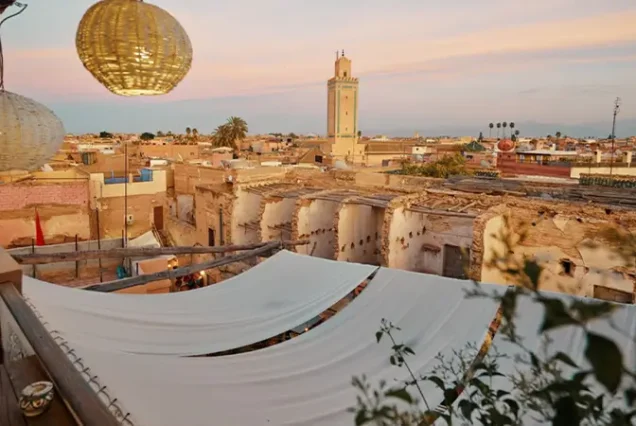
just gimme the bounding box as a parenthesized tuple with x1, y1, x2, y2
(140, 132, 155, 141)
(398, 154, 471, 179)
(213, 116, 248, 150)
(99, 131, 113, 138)
(352, 214, 636, 425)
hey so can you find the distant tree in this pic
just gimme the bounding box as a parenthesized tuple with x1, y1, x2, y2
(510, 122, 515, 136)
(511, 133, 517, 142)
(140, 132, 155, 141)
(496, 123, 501, 139)
(556, 131, 562, 139)
(515, 130, 520, 136)
(156, 130, 165, 137)
(186, 127, 192, 138)
(213, 117, 248, 151)
(502, 122, 508, 138)
(192, 128, 199, 140)
(357, 130, 362, 139)
(478, 131, 483, 142)
(166, 131, 174, 137)
(547, 134, 553, 141)
(288, 132, 298, 139)
(99, 131, 113, 139)
(488, 123, 494, 138)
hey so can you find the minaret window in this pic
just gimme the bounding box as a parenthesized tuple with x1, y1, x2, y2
(344, 72, 348, 77)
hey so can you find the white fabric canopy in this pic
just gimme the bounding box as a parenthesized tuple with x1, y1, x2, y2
(62, 268, 504, 426)
(24, 250, 376, 356)
(447, 291, 636, 424)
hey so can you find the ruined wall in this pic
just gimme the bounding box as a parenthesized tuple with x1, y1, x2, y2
(165, 216, 198, 247)
(0, 182, 91, 247)
(260, 196, 296, 242)
(0, 181, 88, 211)
(294, 198, 340, 259)
(336, 204, 384, 265)
(194, 186, 233, 246)
(0, 207, 91, 248)
(481, 208, 635, 298)
(386, 207, 474, 274)
(139, 144, 201, 160)
(173, 164, 227, 195)
(231, 187, 264, 245)
(98, 193, 166, 239)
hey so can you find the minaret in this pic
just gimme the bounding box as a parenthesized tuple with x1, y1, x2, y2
(327, 50, 362, 162)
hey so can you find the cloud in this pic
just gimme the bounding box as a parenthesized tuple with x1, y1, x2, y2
(5, 8, 636, 101)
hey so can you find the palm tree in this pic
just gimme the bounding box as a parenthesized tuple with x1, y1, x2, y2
(213, 124, 233, 149)
(186, 127, 192, 138)
(496, 122, 501, 139)
(502, 122, 508, 138)
(489, 123, 494, 138)
(515, 130, 520, 137)
(225, 116, 248, 148)
(192, 128, 199, 140)
(556, 131, 562, 139)
(510, 122, 515, 135)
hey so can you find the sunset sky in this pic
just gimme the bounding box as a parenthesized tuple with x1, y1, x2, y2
(3, 0, 636, 135)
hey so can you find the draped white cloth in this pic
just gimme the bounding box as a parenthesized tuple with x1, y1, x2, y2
(23, 250, 377, 356)
(447, 291, 636, 424)
(62, 268, 504, 426)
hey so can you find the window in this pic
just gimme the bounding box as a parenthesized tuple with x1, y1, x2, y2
(560, 259, 574, 276)
(344, 71, 348, 77)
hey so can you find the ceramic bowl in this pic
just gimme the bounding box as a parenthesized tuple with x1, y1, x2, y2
(19, 381, 54, 417)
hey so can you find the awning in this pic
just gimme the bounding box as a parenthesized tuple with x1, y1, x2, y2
(23, 250, 376, 356)
(56, 267, 504, 425)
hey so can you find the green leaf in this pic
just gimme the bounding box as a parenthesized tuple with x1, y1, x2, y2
(354, 409, 369, 426)
(523, 259, 543, 290)
(553, 396, 581, 425)
(551, 352, 579, 368)
(570, 300, 617, 323)
(530, 352, 540, 370)
(403, 346, 415, 355)
(458, 399, 475, 420)
(426, 375, 446, 391)
(503, 399, 520, 419)
(375, 331, 383, 343)
(496, 390, 510, 399)
(585, 332, 623, 394)
(384, 388, 414, 404)
(538, 298, 579, 332)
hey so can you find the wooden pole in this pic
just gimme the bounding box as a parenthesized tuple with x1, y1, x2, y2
(83, 241, 281, 293)
(13, 240, 309, 265)
(96, 208, 103, 283)
(75, 234, 79, 278)
(31, 238, 36, 278)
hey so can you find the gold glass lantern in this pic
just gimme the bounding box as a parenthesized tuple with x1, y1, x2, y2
(0, 91, 65, 172)
(76, 0, 193, 96)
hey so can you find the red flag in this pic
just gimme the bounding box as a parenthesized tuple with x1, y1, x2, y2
(35, 209, 45, 246)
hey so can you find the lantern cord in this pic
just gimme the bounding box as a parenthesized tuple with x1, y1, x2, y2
(0, 1, 28, 90)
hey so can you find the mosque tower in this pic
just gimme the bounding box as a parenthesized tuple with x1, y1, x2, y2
(327, 50, 364, 162)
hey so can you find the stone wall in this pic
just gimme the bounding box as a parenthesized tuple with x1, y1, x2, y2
(0, 182, 88, 211)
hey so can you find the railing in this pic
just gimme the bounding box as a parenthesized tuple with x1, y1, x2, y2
(0, 250, 119, 425)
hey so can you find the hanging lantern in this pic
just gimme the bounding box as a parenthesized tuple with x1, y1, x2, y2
(0, 91, 65, 172)
(76, 0, 193, 96)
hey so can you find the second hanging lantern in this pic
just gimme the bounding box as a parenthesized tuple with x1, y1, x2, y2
(76, 0, 193, 96)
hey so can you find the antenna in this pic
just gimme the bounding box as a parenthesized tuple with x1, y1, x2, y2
(609, 97, 621, 177)
(342, 49, 345, 57)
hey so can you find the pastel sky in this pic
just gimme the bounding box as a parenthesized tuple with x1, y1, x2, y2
(3, 0, 636, 136)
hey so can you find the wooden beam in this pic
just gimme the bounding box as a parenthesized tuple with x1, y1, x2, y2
(83, 242, 281, 293)
(408, 206, 478, 219)
(12, 240, 309, 265)
(0, 284, 118, 426)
